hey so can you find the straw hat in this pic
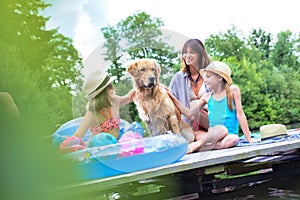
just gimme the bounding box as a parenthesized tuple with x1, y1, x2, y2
(200, 61, 232, 85)
(260, 124, 287, 139)
(83, 70, 116, 99)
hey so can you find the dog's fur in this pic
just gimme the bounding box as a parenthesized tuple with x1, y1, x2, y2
(127, 58, 195, 143)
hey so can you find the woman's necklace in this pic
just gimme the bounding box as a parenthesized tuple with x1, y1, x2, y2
(190, 73, 200, 87)
(190, 73, 203, 99)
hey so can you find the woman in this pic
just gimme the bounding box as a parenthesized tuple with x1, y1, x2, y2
(169, 39, 210, 140)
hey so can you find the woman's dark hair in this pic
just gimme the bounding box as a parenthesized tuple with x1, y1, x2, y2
(181, 39, 210, 72)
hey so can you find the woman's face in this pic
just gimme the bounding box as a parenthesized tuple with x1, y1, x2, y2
(182, 46, 199, 69)
(203, 71, 221, 90)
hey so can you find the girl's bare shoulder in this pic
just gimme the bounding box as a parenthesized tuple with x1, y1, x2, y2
(202, 92, 211, 103)
(230, 84, 240, 93)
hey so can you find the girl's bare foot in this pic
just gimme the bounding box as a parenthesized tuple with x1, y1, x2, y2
(187, 140, 202, 154)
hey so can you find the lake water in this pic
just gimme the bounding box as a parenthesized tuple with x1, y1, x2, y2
(99, 174, 300, 200)
(170, 175, 300, 200)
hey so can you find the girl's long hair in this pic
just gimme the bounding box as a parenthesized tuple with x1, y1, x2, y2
(225, 81, 234, 110)
(87, 78, 112, 111)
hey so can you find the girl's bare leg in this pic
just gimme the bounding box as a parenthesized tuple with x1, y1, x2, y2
(187, 125, 229, 153)
(187, 140, 203, 154)
(194, 129, 207, 141)
(213, 134, 239, 149)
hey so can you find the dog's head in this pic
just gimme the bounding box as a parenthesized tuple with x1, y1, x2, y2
(127, 58, 161, 92)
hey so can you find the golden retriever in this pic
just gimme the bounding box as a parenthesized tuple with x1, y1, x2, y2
(127, 58, 195, 143)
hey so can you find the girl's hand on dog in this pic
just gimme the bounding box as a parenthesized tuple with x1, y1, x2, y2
(166, 90, 176, 100)
(129, 90, 136, 102)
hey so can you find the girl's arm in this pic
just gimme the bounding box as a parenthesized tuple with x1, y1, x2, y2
(74, 111, 94, 138)
(168, 90, 208, 119)
(231, 85, 252, 142)
(116, 89, 136, 106)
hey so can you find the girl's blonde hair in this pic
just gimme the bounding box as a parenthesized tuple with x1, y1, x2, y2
(225, 81, 234, 110)
(88, 84, 112, 111)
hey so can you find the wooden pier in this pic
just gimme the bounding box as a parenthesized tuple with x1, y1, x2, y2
(61, 133, 300, 199)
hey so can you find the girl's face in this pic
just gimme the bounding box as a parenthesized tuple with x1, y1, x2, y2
(182, 46, 199, 69)
(203, 71, 222, 90)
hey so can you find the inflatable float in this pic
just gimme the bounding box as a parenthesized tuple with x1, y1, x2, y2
(52, 117, 188, 180)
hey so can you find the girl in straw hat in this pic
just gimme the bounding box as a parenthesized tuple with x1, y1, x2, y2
(60, 70, 136, 152)
(169, 61, 254, 153)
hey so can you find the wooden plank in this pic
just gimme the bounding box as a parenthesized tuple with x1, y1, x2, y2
(60, 138, 300, 193)
(201, 165, 225, 175)
(225, 149, 300, 175)
(225, 162, 272, 175)
(210, 159, 300, 193)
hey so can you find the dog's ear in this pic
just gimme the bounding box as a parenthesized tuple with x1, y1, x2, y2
(154, 60, 161, 81)
(127, 61, 139, 77)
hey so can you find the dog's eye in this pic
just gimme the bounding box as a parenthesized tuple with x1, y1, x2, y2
(140, 67, 146, 72)
(151, 68, 155, 72)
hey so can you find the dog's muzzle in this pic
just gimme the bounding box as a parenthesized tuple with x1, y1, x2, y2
(142, 77, 156, 90)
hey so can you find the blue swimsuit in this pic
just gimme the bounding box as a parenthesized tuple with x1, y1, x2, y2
(207, 94, 239, 134)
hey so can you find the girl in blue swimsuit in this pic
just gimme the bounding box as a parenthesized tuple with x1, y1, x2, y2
(169, 61, 254, 153)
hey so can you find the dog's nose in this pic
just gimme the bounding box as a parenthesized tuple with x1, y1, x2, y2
(149, 77, 155, 84)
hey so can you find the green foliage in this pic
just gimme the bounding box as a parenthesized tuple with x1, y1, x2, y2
(101, 11, 178, 85)
(45, 31, 83, 90)
(247, 28, 272, 61)
(205, 26, 247, 61)
(0, 41, 80, 200)
(270, 30, 300, 71)
(0, 0, 83, 133)
(101, 25, 123, 80)
(0, 1, 85, 199)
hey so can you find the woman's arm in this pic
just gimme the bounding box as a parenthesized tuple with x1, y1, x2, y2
(231, 85, 252, 142)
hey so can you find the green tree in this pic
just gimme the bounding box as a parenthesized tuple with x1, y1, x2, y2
(0, 0, 83, 130)
(101, 11, 178, 85)
(247, 28, 272, 62)
(205, 26, 247, 61)
(270, 30, 300, 71)
(0, 0, 52, 78)
(101, 25, 123, 81)
(119, 11, 177, 63)
(44, 31, 83, 90)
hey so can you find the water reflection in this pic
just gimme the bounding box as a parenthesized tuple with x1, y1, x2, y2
(98, 176, 300, 200)
(198, 176, 300, 200)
